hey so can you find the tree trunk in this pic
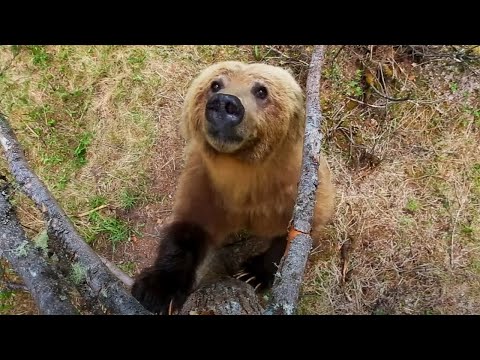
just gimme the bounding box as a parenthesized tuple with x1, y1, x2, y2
(264, 45, 326, 315)
(180, 278, 264, 315)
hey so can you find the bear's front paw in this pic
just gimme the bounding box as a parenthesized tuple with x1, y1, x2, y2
(236, 253, 278, 292)
(236, 236, 286, 292)
(131, 267, 190, 314)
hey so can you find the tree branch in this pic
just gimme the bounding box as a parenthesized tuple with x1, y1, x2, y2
(264, 45, 326, 315)
(0, 114, 151, 315)
(0, 191, 78, 315)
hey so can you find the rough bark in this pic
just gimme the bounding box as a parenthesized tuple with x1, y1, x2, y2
(264, 45, 325, 315)
(0, 192, 78, 315)
(0, 114, 150, 315)
(179, 278, 263, 315)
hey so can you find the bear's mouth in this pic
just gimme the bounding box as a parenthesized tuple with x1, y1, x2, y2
(207, 125, 243, 143)
(204, 130, 262, 159)
(205, 126, 244, 153)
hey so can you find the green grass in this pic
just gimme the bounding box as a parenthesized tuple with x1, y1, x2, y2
(1, 46, 160, 256)
(81, 194, 133, 246)
(405, 198, 421, 213)
(120, 189, 141, 210)
(0, 290, 14, 312)
(73, 131, 93, 167)
(95, 216, 131, 246)
(89, 195, 107, 209)
(461, 224, 474, 236)
(82, 207, 131, 246)
(28, 45, 51, 68)
(471, 163, 480, 195)
(346, 69, 364, 97)
(449, 82, 458, 93)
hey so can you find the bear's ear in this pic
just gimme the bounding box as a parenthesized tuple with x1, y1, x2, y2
(285, 67, 295, 77)
(289, 89, 306, 142)
(178, 77, 200, 142)
(179, 109, 191, 141)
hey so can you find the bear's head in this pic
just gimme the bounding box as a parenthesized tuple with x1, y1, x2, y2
(180, 61, 305, 163)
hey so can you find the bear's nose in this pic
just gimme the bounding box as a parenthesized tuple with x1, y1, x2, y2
(205, 93, 245, 128)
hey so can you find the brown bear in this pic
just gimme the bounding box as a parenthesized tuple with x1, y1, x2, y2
(131, 61, 335, 314)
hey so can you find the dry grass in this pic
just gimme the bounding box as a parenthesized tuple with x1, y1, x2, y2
(1, 45, 479, 314)
(299, 45, 480, 314)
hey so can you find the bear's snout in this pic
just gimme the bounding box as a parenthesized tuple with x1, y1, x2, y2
(205, 93, 245, 135)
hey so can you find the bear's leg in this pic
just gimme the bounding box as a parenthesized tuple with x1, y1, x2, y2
(131, 221, 209, 314)
(237, 235, 287, 291)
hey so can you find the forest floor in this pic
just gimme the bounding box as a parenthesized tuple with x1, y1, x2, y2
(1, 45, 479, 314)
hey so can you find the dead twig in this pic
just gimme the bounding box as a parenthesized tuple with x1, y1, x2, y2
(264, 46, 310, 66)
(346, 97, 388, 109)
(370, 84, 411, 102)
(75, 204, 109, 217)
(1, 281, 29, 292)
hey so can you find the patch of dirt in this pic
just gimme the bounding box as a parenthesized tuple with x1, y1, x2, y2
(92, 128, 185, 277)
(124, 136, 184, 271)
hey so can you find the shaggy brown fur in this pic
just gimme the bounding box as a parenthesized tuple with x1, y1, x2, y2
(132, 61, 335, 314)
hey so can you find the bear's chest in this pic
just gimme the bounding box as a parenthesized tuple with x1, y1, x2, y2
(218, 174, 299, 236)
(203, 150, 302, 236)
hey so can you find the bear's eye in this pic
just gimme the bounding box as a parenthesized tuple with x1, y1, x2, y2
(210, 80, 223, 93)
(253, 85, 268, 100)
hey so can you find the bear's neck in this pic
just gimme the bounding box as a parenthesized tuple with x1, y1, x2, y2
(201, 143, 303, 211)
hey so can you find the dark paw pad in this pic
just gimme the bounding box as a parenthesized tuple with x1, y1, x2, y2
(131, 267, 189, 314)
